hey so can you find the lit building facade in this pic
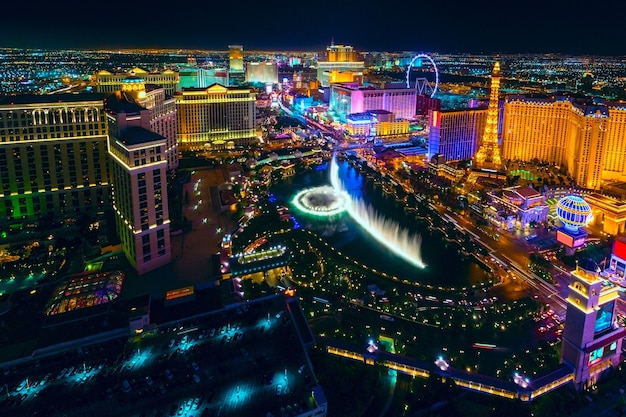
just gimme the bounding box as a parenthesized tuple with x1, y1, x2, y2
(179, 67, 229, 90)
(0, 94, 110, 225)
(96, 67, 179, 96)
(119, 77, 178, 170)
(487, 186, 549, 230)
(228, 45, 244, 73)
(317, 43, 364, 88)
(329, 82, 416, 122)
(345, 110, 409, 140)
(246, 62, 278, 84)
(475, 62, 503, 168)
(228, 45, 245, 85)
(502, 94, 626, 190)
(105, 95, 171, 275)
(428, 108, 487, 162)
(561, 260, 625, 390)
(174, 84, 256, 150)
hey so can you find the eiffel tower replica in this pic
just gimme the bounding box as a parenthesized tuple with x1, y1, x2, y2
(474, 61, 502, 169)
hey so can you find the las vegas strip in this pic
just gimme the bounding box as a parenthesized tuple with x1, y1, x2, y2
(3, 32, 626, 417)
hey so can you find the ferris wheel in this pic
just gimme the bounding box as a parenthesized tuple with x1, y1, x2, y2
(405, 53, 439, 98)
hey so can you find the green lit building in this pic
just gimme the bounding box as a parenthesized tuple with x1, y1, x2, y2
(0, 94, 110, 227)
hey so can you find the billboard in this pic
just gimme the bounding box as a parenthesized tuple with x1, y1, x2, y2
(556, 230, 574, 247)
(613, 238, 626, 261)
(589, 340, 618, 365)
(594, 301, 614, 335)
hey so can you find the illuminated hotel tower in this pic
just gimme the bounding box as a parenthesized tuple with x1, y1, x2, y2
(228, 45, 244, 72)
(316, 42, 364, 88)
(105, 93, 171, 275)
(561, 259, 625, 390)
(228, 45, 245, 85)
(174, 84, 256, 150)
(428, 108, 487, 161)
(119, 76, 178, 170)
(0, 94, 110, 224)
(501, 94, 624, 190)
(474, 61, 502, 168)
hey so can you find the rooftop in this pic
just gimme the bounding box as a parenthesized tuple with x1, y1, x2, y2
(119, 126, 166, 146)
(0, 92, 107, 106)
(104, 91, 144, 114)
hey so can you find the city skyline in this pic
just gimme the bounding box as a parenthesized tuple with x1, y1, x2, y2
(5, 0, 626, 56)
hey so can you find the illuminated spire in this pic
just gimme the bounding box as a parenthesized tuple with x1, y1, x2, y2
(475, 61, 502, 168)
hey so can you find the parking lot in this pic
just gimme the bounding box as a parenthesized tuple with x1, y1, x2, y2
(1, 295, 319, 417)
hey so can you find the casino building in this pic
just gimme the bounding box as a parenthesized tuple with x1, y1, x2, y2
(105, 93, 172, 275)
(116, 76, 178, 170)
(316, 43, 364, 88)
(246, 62, 278, 85)
(344, 110, 410, 141)
(174, 84, 257, 150)
(329, 82, 417, 122)
(0, 94, 110, 225)
(428, 107, 487, 161)
(502, 94, 626, 190)
(96, 67, 179, 97)
(561, 258, 625, 390)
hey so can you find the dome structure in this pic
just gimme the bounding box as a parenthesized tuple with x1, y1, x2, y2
(556, 195, 592, 231)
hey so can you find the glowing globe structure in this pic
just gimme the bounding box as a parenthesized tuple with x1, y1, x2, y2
(556, 195, 592, 232)
(555, 195, 591, 254)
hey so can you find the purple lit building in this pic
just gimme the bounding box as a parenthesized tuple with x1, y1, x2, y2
(329, 82, 417, 122)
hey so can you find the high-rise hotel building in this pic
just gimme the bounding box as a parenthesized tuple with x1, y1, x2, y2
(228, 45, 244, 73)
(105, 92, 171, 275)
(174, 84, 256, 150)
(329, 82, 417, 122)
(118, 76, 178, 170)
(428, 108, 487, 161)
(317, 43, 364, 88)
(502, 94, 626, 190)
(96, 67, 179, 96)
(246, 62, 278, 85)
(0, 94, 109, 225)
(228, 45, 245, 86)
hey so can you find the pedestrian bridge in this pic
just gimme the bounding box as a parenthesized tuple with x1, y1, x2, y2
(323, 338, 574, 402)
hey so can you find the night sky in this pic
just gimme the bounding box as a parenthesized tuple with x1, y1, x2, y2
(4, 0, 626, 55)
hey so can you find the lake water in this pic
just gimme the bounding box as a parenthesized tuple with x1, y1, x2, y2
(270, 160, 489, 288)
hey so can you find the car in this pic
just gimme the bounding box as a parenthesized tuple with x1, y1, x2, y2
(276, 384, 283, 396)
(146, 376, 154, 386)
(191, 362, 200, 371)
(164, 369, 174, 380)
(298, 365, 307, 374)
(121, 379, 132, 393)
(168, 339, 176, 348)
(192, 374, 201, 383)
